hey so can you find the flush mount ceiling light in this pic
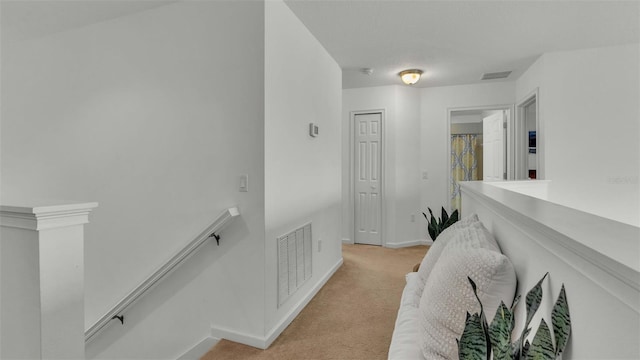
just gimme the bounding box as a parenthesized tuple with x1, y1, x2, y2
(399, 69, 423, 85)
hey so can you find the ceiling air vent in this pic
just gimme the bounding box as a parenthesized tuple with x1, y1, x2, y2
(481, 71, 512, 80)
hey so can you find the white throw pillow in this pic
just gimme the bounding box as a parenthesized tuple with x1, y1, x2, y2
(413, 215, 500, 306)
(418, 246, 517, 360)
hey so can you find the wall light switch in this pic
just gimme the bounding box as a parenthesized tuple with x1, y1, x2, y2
(239, 174, 248, 192)
(309, 123, 319, 137)
(422, 171, 429, 180)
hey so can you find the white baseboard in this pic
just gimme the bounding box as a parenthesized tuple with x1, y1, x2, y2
(210, 257, 344, 350)
(385, 239, 430, 248)
(177, 336, 219, 360)
(342, 238, 353, 245)
(264, 257, 343, 348)
(210, 326, 267, 349)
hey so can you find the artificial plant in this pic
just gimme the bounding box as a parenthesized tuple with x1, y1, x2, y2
(457, 273, 571, 360)
(422, 206, 459, 241)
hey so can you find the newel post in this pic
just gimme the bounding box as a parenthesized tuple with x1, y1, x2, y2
(1, 201, 98, 359)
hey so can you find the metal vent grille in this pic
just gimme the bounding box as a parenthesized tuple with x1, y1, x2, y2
(481, 71, 512, 80)
(277, 223, 312, 307)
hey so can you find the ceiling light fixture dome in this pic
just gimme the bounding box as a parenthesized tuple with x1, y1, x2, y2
(399, 69, 423, 85)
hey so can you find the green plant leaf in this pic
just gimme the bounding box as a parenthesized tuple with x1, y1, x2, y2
(522, 339, 530, 359)
(441, 206, 450, 226)
(467, 277, 491, 357)
(428, 225, 437, 241)
(510, 341, 520, 360)
(511, 294, 521, 311)
(513, 326, 531, 360)
(468, 277, 484, 317)
(458, 312, 489, 360)
(489, 302, 514, 360)
(525, 319, 555, 360)
(517, 273, 548, 359)
(430, 216, 439, 239)
(429, 214, 438, 228)
(451, 209, 459, 222)
(525, 273, 548, 327)
(445, 209, 460, 228)
(551, 284, 571, 357)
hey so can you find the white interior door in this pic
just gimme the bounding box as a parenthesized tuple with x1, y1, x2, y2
(483, 111, 506, 181)
(354, 113, 382, 245)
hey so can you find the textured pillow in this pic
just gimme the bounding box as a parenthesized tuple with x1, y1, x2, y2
(413, 215, 500, 306)
(418, 246, 517, 360)
(435, 213, 481, 244)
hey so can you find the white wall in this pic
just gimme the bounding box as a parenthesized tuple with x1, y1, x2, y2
(516, 43, 640, 225)
(342, 86, 422, 247)
(394, 86, 422, 245)
(420, 82, 515, 238)
(0, 227, 41, 359)
(264, 0, 343, 338)
(515, 54, 544, 103)
(1, 2, 267, 358)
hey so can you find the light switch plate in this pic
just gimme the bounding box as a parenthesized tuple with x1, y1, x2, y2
(309, 123, 319, 137)
(239, 174, 248, 192)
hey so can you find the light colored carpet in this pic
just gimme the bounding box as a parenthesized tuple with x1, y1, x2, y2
(201, 243, 428, 360)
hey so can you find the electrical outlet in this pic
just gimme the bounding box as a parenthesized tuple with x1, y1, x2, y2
(422, 171, 428, 180)
(317, 239, 322, 252)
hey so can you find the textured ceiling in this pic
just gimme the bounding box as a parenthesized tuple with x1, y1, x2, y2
(1, 0, 177, 42)
(2, 1, 638, 89)
(285, 0, 640, 88)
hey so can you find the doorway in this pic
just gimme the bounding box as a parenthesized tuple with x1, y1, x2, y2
(351, 111, 383, 245)
(516, 89, 540, 180)
(448, 106, 513, 211)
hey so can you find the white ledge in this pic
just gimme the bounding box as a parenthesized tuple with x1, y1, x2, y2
(460, 181, 640, 285)
(1, 201, 99, 230)
(461, 181, 640, 315)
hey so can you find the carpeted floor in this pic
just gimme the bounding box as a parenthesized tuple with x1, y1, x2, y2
(201, 243, 428, 360)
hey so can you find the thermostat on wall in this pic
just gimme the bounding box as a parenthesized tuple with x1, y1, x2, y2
(309, 123, 319, 137)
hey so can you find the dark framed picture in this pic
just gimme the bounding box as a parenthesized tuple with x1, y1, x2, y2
(528, 131, 536, 148)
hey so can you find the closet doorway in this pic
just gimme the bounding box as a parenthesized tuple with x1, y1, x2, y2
(351, 111, 384, 246)
(447, 106, 514, 212)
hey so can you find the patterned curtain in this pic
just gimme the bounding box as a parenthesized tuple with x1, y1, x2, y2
(450, 134, 482, 211)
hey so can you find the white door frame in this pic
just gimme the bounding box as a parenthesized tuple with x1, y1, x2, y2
(515, 88, 542, 179)
(349, 110, 386, 246)
(446, 104, 515, 209)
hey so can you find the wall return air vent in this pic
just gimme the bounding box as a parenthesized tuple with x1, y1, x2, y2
(277, 223, 312, 307)
(481, 71, 512, 80)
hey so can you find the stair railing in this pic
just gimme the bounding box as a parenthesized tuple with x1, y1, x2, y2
(85, 206, 240, 343)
